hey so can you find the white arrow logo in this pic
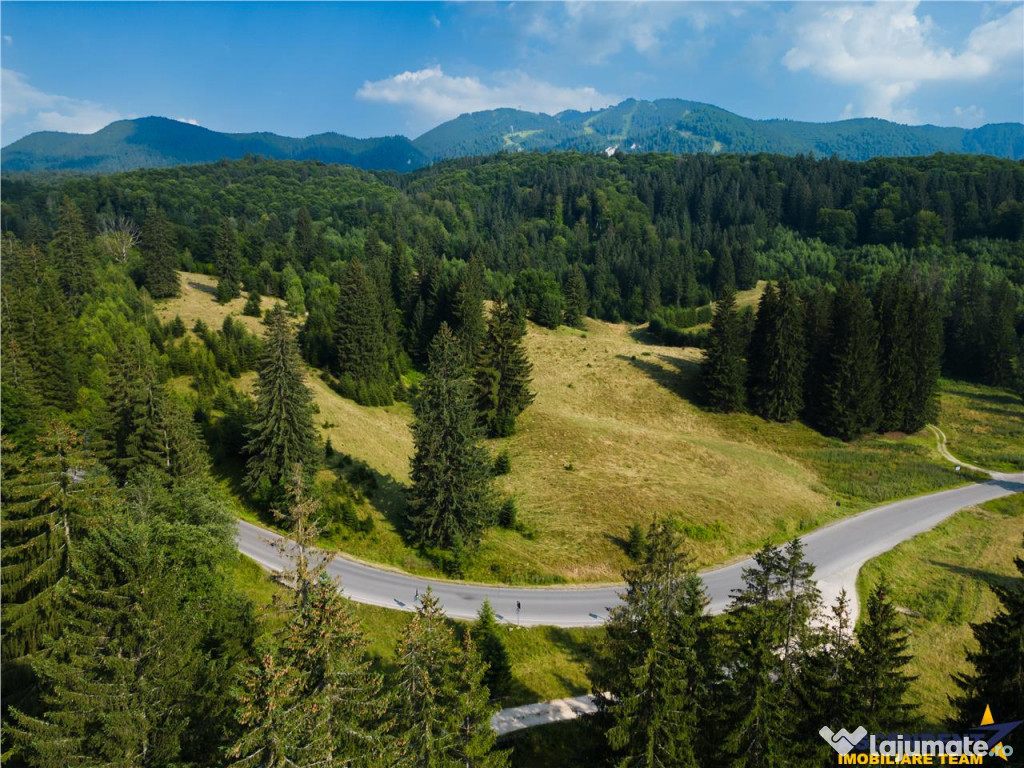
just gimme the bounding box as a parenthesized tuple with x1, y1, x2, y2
(819, 726, 868, 756)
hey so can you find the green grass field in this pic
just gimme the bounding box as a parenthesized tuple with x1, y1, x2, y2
(938, 379, 1024, 472)
(858, 493, 1023, 727)
(161, 273, 1005, 586)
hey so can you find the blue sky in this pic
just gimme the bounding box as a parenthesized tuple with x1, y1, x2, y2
(2, 1, 1022, 145)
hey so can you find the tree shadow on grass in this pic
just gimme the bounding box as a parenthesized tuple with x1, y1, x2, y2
(945, 383, 1022, 410)
(928, 560, 1017, 591)
(327, 453, 409, 533)
(616, 353, 702, 404)
(188, 279, 216, 296)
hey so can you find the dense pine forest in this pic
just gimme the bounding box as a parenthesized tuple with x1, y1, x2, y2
(1, 150, 1023, 766)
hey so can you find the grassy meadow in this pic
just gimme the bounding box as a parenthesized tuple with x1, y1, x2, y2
(858, 493, 1024, 727)
(937, 379, 1024, 472)
(162, 273, 1010, 585)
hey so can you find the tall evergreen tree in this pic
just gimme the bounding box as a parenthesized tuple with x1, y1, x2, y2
(392, 588, 508, 768)
(749, 281, 806, 422)
(333, 257, 396, 406)
(471, 599, 513, 701)
(713, 246, 736, 298)
(952, 544, 1023, 756)
(563, 264, 589, 328)
(215, 218, 244, 303)
(8, 521, 209, 768)
(244, 307, 320, 504)
(475, 299, 535, 438)
(454, 253, 487, 365)
(724, 541, 820, 768)
(702, 286, 747, 412)
(52, 197, 94, 308)
(293, 206, 315, 266)
(408, 325, 495, 558)
(852, 583, 918, 732)
(140, 204, 180, 299)
(593, 521, 713, 768)
(819, 282, 880, 440)
(876, 271, 917, 432)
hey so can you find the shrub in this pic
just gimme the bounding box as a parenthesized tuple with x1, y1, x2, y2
(492, 450, 512, 476)
(498, 497, 518, 529)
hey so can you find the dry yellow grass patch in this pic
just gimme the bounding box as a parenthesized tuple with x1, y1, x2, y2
(153, 271, 283, 337)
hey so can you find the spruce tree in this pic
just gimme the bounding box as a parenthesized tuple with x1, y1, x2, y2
(952, 546, 1023, 753)
(702, 286, 746, 412)
(1, 422, 113, 687)
(245, 307, 320, 504)
(876, 271, 916, 432)
(852, 582, 918, 732)
(454, 253, 487, 365)
(724, 541, 819, 768)
(243, 290, 262, 317)
(563, 264, 589, 328)
(472, 599, 513, 701)
(8, 521, 207, 768)
(906, 286, 943, 432)
(408, 324, 495, 557)
(392, 588, 508, 768)
(713, 246, 736, 298)
(215, 218, 243, 303)
(334, 257, 396, 406)
(820, 282, 880, 440)
(802, 286, 834, 427)
(475, 298, 535, 438)
(293, 206, 315, 266)
(141, 204, 180, 299)
(52, 197, 94, 308)
(749, 281, 806, 422)
(795, 591, 860, 766)
(593, 521, 712, 768)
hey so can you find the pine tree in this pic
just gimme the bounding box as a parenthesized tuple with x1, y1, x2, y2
(392, 588, 508, 768)
(454, 253, 487, 365)
(408, 324, 495, 557)
(243, 290, 262, 317)
(1, 423, 113, 687)
(820, 282, 880, 440)
(906, 286, 942, 433)
(563, 264, 589, 328)
(749, 280, 805, 422)
(724, 541, 819, 768)
(593, 521, 712, 768)
(215, 218, 243, 303)
(952, 544, 1023, 751)
(713, 246, 736, 298)
(702, 286, 746, 412)
(876, 271, 917, 432)
(852, 582, 918, 732)
(475, 298, 535, 438)
(795, 591, 860, 766)
(334, 257, 396, 406)
(802, 286, 834, 427)
(8, 521, 207, 768)
(52, 197, 94, 308)
(984, 278, 1018, 388)
(294, 206, 315, 266)
(140, 204, 180, 298)
(472, 599, 513, 701)
(245, 307, 320, 504)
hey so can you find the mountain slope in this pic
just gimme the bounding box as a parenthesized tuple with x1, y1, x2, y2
(4, 100, 1022, 174)
(1, 117, 429, 173)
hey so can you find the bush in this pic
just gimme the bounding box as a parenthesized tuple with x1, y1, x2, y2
(242, 291, 262, 316)
(498, 497, 518, 529)
(626, 523, 646, 560)
(492, 450, 511, 476)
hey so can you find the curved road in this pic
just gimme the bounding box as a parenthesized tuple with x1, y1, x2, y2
(236, 474, 1023, 627)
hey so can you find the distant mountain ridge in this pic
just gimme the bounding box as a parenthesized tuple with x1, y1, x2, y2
(4, 99, 1023, 174)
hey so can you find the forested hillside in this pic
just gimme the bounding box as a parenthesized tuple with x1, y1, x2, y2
(1, 150, 1022, 765)
(4, 98, 1023, 173)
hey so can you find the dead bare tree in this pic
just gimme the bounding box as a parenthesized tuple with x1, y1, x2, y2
(99, 214, 140, 263)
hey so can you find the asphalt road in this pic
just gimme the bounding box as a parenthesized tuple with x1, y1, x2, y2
(236, 475, 1023, 627)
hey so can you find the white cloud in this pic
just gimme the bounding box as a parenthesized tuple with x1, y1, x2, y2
(520, 2, 718, 65)
(357, 65, 618, 124)
(174, 117, 201, 126)
(1, 68, 127, 140)
(3, 35, 12, 47)
(954, 104, 986, 127)
(783, 2, 1023, 123)
(430, 13, 441, 29)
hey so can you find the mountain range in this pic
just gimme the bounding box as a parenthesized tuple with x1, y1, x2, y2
(4, 98, 1023, 174)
